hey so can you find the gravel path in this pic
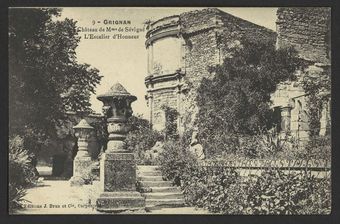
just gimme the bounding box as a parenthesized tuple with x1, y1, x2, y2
(16, 180, 209, 215)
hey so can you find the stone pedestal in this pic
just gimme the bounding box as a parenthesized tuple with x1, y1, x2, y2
(70, 156, 92, 186)
(96, 153, 144, 212)
(95, 83, 145, 212)
(96, 192, 145, 212)
(99, 153, 136, 191)
(70, 119, 94, 186)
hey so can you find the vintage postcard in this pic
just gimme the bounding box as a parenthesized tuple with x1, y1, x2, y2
(8, 7, 331, 215)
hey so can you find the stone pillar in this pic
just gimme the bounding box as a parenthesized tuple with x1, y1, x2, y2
(147, 45, 150, 75)
(70, 119, 94, 186)
(320, 98, 331, 136)
(96, 83, 145, 212)
(176, 84, 182, 135)
(150, 43, 154, 74)
(280, 106, 292, 133)
(148, 93, 153, 127)
(179, 35, 186, 72)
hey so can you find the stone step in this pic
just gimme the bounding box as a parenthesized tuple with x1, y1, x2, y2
(144, 192, 184, 200)
(138, 171, 162, 176)
(137, 165, 160, 172)
(138, 176, 164, 181)
(150, 186, 180, 193)
(145, 198, 186, 209)
(141, 180, 172, 188)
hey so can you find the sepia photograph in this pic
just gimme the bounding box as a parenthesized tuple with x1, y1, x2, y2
(8, 6, 331, 215)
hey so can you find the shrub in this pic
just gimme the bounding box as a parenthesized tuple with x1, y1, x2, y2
(181, 167, 207, 207)
(181, 165, 331, 214)
(157, 139, 198, 186)
(246, 169, 331, 214)
(9, 184, 29, 213)
(201, 167, 246, 214)
(303, 135, 331, 160)
(125, 115, 162, 164)
(300, 176, 331, 214)
(161, 105, 179, 140)
(9, 135, 38, 212)
(246, 169, 304, 214)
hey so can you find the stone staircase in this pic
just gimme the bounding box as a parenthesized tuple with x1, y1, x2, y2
(137, 165, 186, 210)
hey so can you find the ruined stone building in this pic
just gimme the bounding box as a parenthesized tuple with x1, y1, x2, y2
(144, 7, 331, 139)
(144, 8, 276, 133)
(272, 7, 331, 140)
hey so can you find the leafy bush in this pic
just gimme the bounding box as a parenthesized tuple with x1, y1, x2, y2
(157, 139, 198, 186)
(182, 168, 246, 214)
(212, 131, 330, 161)
(247, 170, 305, 214)
(239, 131, 299, 159)
(161, 105, 179, 140)
(246, 169, 331, 214)
(125, 115, 162, 164)
(300, 176, 331, 214)
(160, 140, 332, 215)
(181, 166, 207, 207)
(9, 184, 29, 213)
(303, 135, 331, 160)
(9, 136, 38, 212)
(180, 165, 331, 214)
(301, 65, 330, 137)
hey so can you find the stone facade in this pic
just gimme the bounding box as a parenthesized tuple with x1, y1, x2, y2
(272, 7, 331, 139)
(145, 7, 331, 140)
(145, 8, 276, 132)
(276, 7, 330, 64)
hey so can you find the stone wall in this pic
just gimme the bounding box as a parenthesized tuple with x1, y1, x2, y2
(178, 8, 276, 132)
(276, 7, 331, 64)
(151, 87, 178, 130)
(272, 7, 331, 138)
(180, 8, 276, 87)
(146, 7, 331, 138)
(145, 8, 277, 133)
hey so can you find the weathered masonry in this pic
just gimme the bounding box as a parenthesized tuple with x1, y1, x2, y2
(145, 8, 276, 132)
(271, 7, 331, 139)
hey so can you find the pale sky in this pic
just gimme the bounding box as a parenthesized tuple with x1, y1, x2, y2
(60, 7, 278, 118)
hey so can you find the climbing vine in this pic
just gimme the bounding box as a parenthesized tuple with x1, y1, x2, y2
(301, 66, 331, 137)
(161, 105, 179, 140)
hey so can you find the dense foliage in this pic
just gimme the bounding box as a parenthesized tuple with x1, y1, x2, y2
(9, 8, 102, 155)
(8, 8, 102, 212)
(157, 140, 197, 186)
(161, 105, 179, 140)
(158, 141, 331, 214)
(125, 115, 162, 164)
(302, 66, 331, 137)
(9, 136, 38, 212)
(195, 40, 304, 157)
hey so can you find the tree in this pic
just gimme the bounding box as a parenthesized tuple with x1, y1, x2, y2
(9, 8, 102, 155)
(195, 40, 304, 156)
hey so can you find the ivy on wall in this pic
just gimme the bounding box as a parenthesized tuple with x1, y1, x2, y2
(302, 65, 331, 137)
